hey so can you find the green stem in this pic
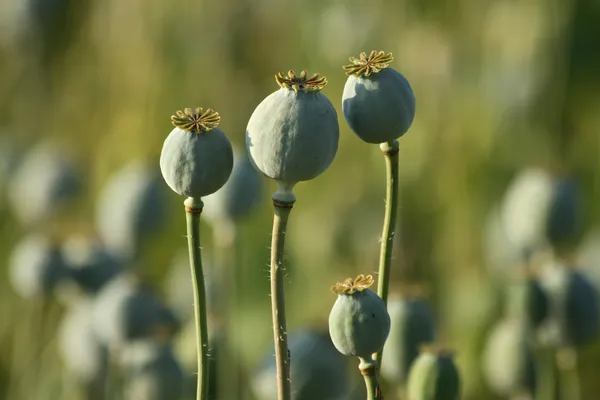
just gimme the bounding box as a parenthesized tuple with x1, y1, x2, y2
(185, 197, 211, 400)
(374, 140, 400, 369)
(535, 346, 557, 400)
(270, 198, 294, 400)
(360, 358, 384, 400)
(557, 347, 580, 400)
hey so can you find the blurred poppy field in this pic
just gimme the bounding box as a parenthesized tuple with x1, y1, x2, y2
(0, 0, 599, 399)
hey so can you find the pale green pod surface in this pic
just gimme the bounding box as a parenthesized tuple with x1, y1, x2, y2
(328, 275, 391, 358)
(246, 70, 339, 189)
(381, 297, 436, 383)
(407, 349, 460, 400)
(482, 318, 535, 397)
(160, 108, 233, 198)
(342, 51, 415, 144)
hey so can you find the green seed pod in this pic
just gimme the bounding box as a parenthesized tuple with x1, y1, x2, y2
(381, 294, 436, 383)
(328, 275, 391, 358)
(160, 107, 233, 198)
(407, 347, 460, 400)
(482, 318, 536, 397)
(246, 70, 339, 199)
(342, 50, 416, 144)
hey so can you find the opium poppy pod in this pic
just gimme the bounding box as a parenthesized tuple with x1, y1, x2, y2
(246, 70, 339, 200)
(328, 275, 391, 359)
(160, 108, 233, 198)
(407, 347, 460, 400)
(342, 50, 416, 144)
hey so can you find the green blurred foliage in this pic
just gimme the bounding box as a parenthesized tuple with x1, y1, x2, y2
(0, 0, 599, 399)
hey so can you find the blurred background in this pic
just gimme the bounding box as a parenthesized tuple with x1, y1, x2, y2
(0, 0, 599, 399)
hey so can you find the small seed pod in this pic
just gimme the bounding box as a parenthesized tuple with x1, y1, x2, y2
(8, 140, 81, 226)
(342, 50, 416, 144)
(505, 278, 548, 329)
(407, 347, 460, 400)
(91, 273, 180, 350)
(120, 340, 186, 400)
(251, 329, 349, 400)
(9, 232, 67, 299)
(482, 318, 536, 397)
(564, 270, 599, 346)
(246, 70, 339, 199)
(61, 235, 123, 295)
(160, 107, 233, 198)
(95, 160, 166, 262)
(328, 275, 391, 359)
(545, 177, 580, 249)
(381, 295, 436, 383)
(202, 146, 263, 225)
(57, 300, 108, 389)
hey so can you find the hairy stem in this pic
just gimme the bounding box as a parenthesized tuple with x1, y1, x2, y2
(374, 140, 400, 369)
(270, 199, 294, 400)
(185, 197, 210, 400)
(360, 358, 384, 400)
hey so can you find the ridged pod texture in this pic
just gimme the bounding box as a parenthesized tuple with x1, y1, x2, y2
(407, 352, 460, 400)
(246, 89, 339, 186)
(381, 298, 436, 383)
(328, 289, 391, 358)
(251, 330, 349, 400)
(482, 319, 536, 396)
(160, 127, 233, 197)
(342, 68, 415, 144)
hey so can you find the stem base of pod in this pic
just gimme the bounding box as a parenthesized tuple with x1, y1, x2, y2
(374, 139, 400, 369)
(184, 197, 211, 400)
(359, 358, 384, 400)
(270, 196, 295, 400)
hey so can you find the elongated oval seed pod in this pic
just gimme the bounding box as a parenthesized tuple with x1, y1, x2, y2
(564, 270, 599, 346)
(482, 318, 536, 397)
(8, 140, 81, 226)
(246, 70, 339, 199)
(328, 275, 391, 359)
(342, 50, 416, 144)
(251, 329, 350, 400)
(91, 273, 179, 351)
(160, 107, 233, 198)
(9, 232, 67, 299)
(381, 296, 436, 383)
(95, 160, 166, 262)
(407, 347, 460, 400)
(545, 177, 580, 249)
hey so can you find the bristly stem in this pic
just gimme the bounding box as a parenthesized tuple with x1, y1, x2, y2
(185, 197, 211, 400)
(270, 197, 294, 400)
(374, 139, 400, 369)
(360, 358, 384, 400)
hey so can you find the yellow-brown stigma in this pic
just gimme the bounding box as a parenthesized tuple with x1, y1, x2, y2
(171, 107, 221, 133)
(343, 50, 394, 77)
(275, 70, 327, 93)
(331, 274, 375, 295)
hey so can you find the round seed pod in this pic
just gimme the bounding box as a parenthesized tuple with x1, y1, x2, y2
(342, 50, 415, 144)
(407, 348, 460, 400)
(121, 340, 186, 400)
(57, 300, 108, 388)
(246, 70, 339, 199)
(251, 329, 349, 400)
(328, 275, 391, 359)
(91, 273, 180, 350)
(9, 232, 67, 299)
(61, 235, 123, 295)
(7, 140, 81, 226)
(160, 107, 233, 198)
(202, 146, 262, 224)
(381, 296, 436, 383)
(95, 160, 166, 262)
(482, 318, 536, 397)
